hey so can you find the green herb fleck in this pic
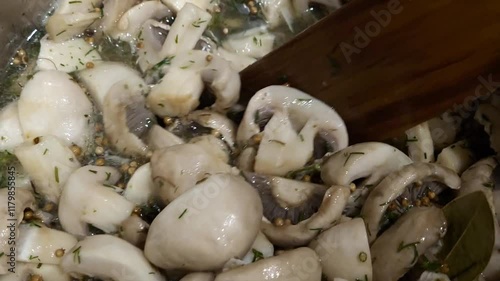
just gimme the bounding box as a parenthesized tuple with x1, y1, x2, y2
(175, 34, 179, 44)
(397, 241, 420, 264)
(105, 172, 111, 181)
(54, 166, 59, 183)
(343, 152, 365, 166)
(252, 248, 264, 262)
(43, 148, 48, 155)
(178, 208, 188, 219)
(72, 246, 81, 264)
(88, 169, 97, 174)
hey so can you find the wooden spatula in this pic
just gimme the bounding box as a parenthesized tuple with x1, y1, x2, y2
(240, 0, 500, 143)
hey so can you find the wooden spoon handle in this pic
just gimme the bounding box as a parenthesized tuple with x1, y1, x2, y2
(240, 0, 500, 143)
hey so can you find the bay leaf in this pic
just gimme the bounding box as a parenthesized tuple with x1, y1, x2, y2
(439, 191, 495, 281)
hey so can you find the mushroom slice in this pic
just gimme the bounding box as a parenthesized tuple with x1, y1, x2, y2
(159, 3, 212, 58)
(427, 112, 460, 150)
(0, 101, 24, 152)
(150, 143, 235, 203)
(58, 165, 134, 237)
(214, 247, 321, 281)
(103, 80, 154, 157)
(17, 224, 78, 265)
(240, 232, 274, 264)
(14, 135, 81, 203)
(405, 122, 434, 163)
(113, 1, 172, 43)
(261, 185, 350, 247)
(309, 218, 372, 281)
(55, 0, 103, 14)
(147, 50, 240, 117)
(361, 163, 460, 243)
(189, 135, 231, 163)
(144, 174, 263, 271)
(436, 140, 475, 174)
(61, 234, 164, 281)
(161, 0, 213, 12)
(243, 172, 327, 225)
(187, 110, 237, 150)
(216, 48, 256, 72)
(46, 12, 102, 42)
(180, 273, 215, 281)
(123, 163, 155, 205)
(0, 263, 70, 281)
(119, 214, 149, 248)
(77, 62, 147, 111)
(222, 27, 275, 59)
(37, 35, 102, 73)
(0, 189, 35, 274)
(101, 0, 137, 34)
(18, 70, 93, 148)
(137, 20, 170, 72)
(475, 104, 500, 155)
(146, 125, 185, 150)
(371, 207, 447, 281)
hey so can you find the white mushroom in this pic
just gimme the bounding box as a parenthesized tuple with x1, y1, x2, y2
(161, 0, 214, 12)
(159, 3, 212, 58)
(101, 0, 137, 34)
(46, 12, 102, 42)
(17, 224, 78, 265)
(257, 0, 296, 29)
(214, 247, 321, 281)
(147, 50, 240, 117)
(189, 135, 231, 163)
(475, 104, 500, 155)
(77, 62, 147, 111)
(0, 102, 24, 152)
(405, 122, 434, 163)
(222, 27, 275, 59)
(144, 174, 263, 271)
(237, 86, 348, 175)
(54, 0, 102, 14)
(18, 70, 93, 149)
(103, 80, 152, 157)
(123, 163, 155, 205)
(180, 273, 215, 281)
(0, 263, 70, 281)
(436, 140, 475, 174)
(261, 185, 350, 247)
(14, 135, 81, 203)
(0, 189, 35, 275)
(58, 165, 134, 237)
(61, 234, 164, 281)
(150, 143, 236, 203)
(37, 35, 102, 73)
(112, 0, 172, 44)
(418, 271, 451, 281)
(119, 214, 149, 248)
(216, 48, 256, 72)
(187, 110, 237, 150)
(136, 20, 170, 71)
(309, 218, 372, 281)
(240, 232, 274, 264)
(361, 163, 460, 242)
(370, 207, 447, 281)
(427, 112, 460, 150)
(146, 125, 185, 150)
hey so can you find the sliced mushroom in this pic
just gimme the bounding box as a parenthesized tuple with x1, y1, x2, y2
(187, 110, 237, 150)
(112, 0, 172, 43)
(137, 20, 170, 72)
(475, 104, 500, 155)
(103, 80, 154, 157)
(150, 143, 236, 203)
(261, 185, 350, 247)
(58, 165, 134, 237)
(55, 0, 103, 14)
(309, 218, 372, 281)
(161, 0, 214, 12)
(144, 174, 263, 271)
(124, 163, 156, 205)
(146, 125, 185, 150)
(119, 214, 150, 248)
(222, 27, 275, 59)
(0, 189, 35, 274)
(61, 234, 164, 281)
(214, 247, 321, 281)
(0, 101, 24, 152)
(14, 135, 81, 203)
(240, 231, 274, 264)
(427, 112, 460, 150)
(180, 273, 215, 281)
(18, 70, 93, 149)
(405, 122, 434, 163)
(77, 62, 147, 111)
(101, 0, 137, 34)
(147, 50, 240, 117)
(361, 163, 460, 242)
(237, 86, 347, 175)
(371, 207, 447, 281)
(46, 12, 102, 42)
(436, 140, 475, 174)
(17, 224, 78, 265)
(37, 35, 102, 73)
(0, 263, 70, 281)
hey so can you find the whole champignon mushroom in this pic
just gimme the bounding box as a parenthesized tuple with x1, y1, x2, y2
(0, 262, 70, 281)
(405, 122, 434, 163)
(150, 143, 236, 203)
(309, 218, 372, 281)
(214, 247, 321, 281)
(361, 162, 460, 243)
(58, 165, 134, 237)
(61, 234, 164, 281)
(436, 140, 475, 174)
(14, 135, 81, 203)
(0, 101, 26, 152)
(0, 189, 35, 274)
(237, 86, 348, 176)
(261, 185, 350, 247)
(18, 70, 93, 149)
(144, 174, 263, 271)
(17, 224, 78, 265)
(180, 273, 215, 281)
(147, 50, 240, 117)
(370, 207, 447, 281)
